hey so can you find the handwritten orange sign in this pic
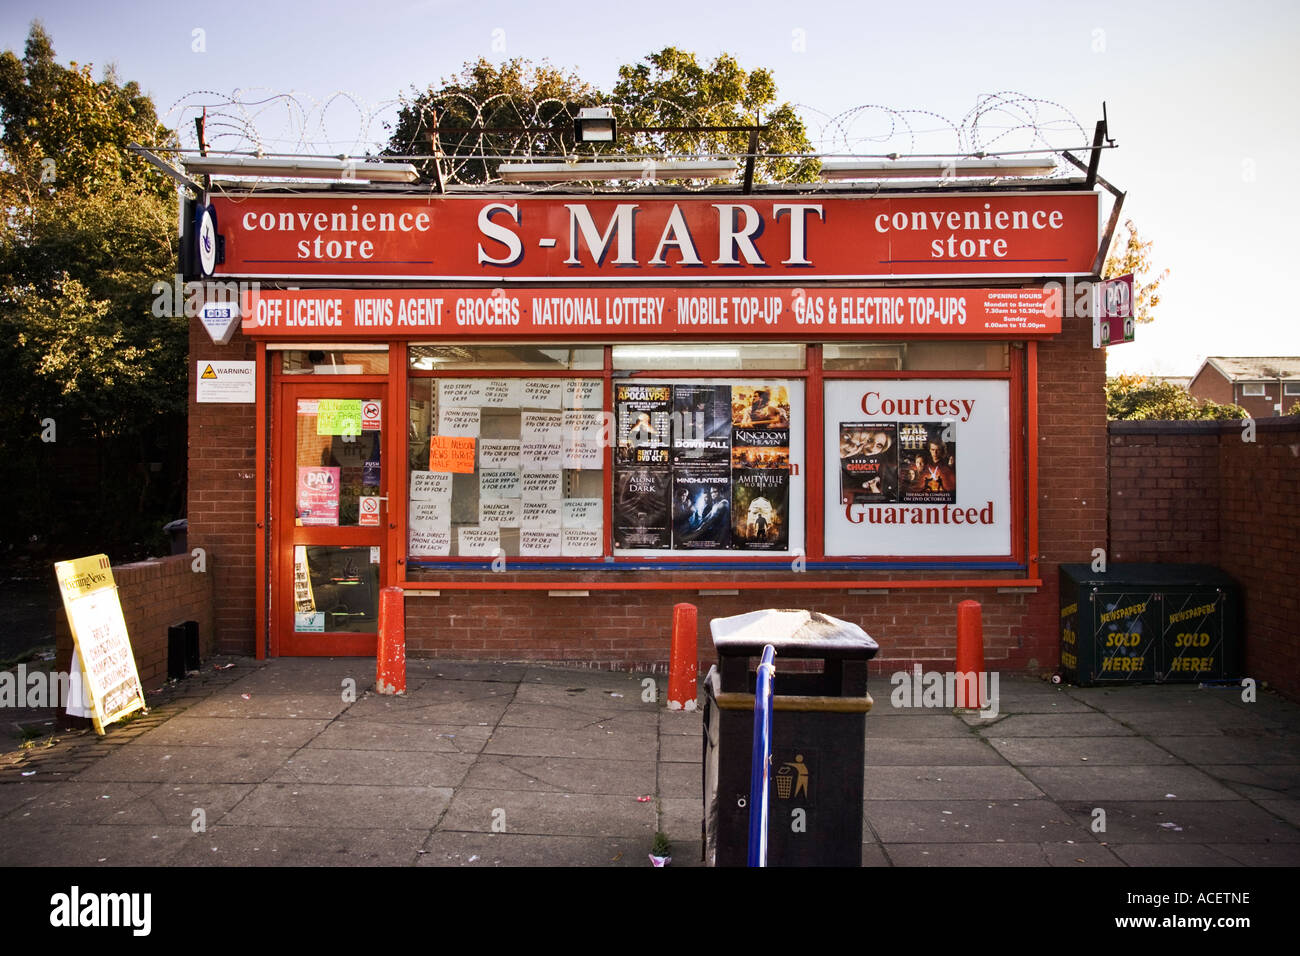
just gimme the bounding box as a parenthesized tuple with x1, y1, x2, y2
(430, 435, 476, 474)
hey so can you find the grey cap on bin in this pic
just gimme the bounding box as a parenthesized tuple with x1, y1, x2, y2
(708, 608, 879, 660)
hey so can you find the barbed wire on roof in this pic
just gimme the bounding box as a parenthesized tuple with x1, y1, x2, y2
(163, 89, 1095, 185)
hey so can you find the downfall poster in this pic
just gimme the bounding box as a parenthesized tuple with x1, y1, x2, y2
(671, 384, 731, 462)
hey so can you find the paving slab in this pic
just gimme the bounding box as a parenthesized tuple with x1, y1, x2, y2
(309, 718, 492, 754)
(658, 796, 703, 846)
(267, 748, 476, 787)
(1210, 843, 1300, 866)
(482, 725, 658, 761)
(1152, 734, 1300, 764)
(863, 766, 1044, 800)
(133, 716, 330, 749)
(223, 782, 453, 829)
(1107, 843, 1242, 866)
(866, 736, 1006, 766)
(438, 788, 657, 839)
(1021, 765, 1243, 802)
(340, 691, 509, 727)
(171, 826, 426, 866)
(1109, 710, 1291, 737)
(658, 761, 702, 799)
(460, 754, 655, 795)
(659, 733, 704, 763)
(1057, 800, 1300, 844)
(1196, 764, 1300, 800)
(865, 799, 1090, 844)
(416, 831, 645, 867)
(983, 735, 1182, 767)
(974, 713, 1137, 738)
(407, 661, 530, 683)
(864, 714, 977, 738)
(497, 703, 653, 732)
(75, 745, 297, 784)
(883, 841, 1120, 867)
(0, 821, 194, 866)
(509, 681, 656, 712)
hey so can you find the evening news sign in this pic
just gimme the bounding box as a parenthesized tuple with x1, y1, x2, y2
(211, 193, 1099, 282)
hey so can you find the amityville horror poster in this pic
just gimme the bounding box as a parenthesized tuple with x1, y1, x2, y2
(613, 465, 671, 549)
(732, 468, 789, 550)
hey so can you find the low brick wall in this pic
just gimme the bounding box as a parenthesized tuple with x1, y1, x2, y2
(1108, 417, 1300, 699)
(55, 553, 215, 692)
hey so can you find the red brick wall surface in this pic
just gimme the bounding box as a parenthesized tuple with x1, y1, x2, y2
(187, 319, 259, 655)
(55, 553, 215, 692)
(1108, 418, 1300, 698)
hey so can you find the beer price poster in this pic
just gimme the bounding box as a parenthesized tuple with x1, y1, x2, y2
(54, 554, 147, 734)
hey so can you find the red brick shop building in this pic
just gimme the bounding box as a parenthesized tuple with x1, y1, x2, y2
(185, 179, 1111, 674)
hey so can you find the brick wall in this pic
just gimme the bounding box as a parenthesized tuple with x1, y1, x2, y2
(187, 318, 259, 654)
(1109, 417, 1300, 698)
(55, 553, 215, 692)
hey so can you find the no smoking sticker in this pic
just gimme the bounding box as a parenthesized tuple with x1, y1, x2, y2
(359, 495, 381, 526)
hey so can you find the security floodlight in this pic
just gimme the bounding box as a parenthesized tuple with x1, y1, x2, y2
(180, 155, 420, 183)
(498, 160, 737, 183)
(573, 107, 617, 144)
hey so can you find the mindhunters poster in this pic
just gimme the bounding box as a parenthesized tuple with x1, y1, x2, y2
(838, 423, 900, 504)
(672, 463, 732, 549)
(900, 422, 957, 504)
(671, 383, 732, 462)
(732, 469, 789, 550)
(613, 465, 671, 549)
(616, 384, 671, 464)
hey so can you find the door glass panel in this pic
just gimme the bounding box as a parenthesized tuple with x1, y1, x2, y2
(292, 545, 380, 633)
(295, 398, 383, 527)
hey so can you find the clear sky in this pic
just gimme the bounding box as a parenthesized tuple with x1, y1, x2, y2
(4, 0, 1298, 376)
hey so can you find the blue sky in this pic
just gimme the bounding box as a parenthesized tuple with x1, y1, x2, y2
(4, 0, 1298, 375)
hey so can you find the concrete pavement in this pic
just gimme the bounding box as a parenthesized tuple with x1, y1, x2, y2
(1, 657, 1297, 867)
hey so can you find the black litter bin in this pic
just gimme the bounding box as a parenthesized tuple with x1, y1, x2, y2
(702, 608, 878, 867)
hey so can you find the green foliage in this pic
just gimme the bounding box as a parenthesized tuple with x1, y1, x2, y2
(1106, 374, 1246, 421)
(0, 22, 186, 559)
(1102, 219, 1168, 325)
(1287, 401, 1300, 417)
(385, 47, 815, 185)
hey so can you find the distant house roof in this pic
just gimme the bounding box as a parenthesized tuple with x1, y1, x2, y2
(1152, 376, 1191, 389)
(1197, 357, 1300, 382)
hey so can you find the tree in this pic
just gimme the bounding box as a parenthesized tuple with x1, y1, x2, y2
(385, 48, 816, 185)
(0, 22, 185, 557)
(1103, 219, 1168, 325)
(1106, 374, 1246, 421)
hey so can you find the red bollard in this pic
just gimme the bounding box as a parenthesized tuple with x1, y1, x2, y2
(376, 586, 406, 695)
(667, 602, 698, 711)
(955, 599, 986, 709)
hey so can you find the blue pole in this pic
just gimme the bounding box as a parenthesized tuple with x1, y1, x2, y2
(748, 644, 776, 867)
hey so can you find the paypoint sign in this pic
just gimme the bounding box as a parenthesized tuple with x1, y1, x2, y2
(210, 193, 1099, 282)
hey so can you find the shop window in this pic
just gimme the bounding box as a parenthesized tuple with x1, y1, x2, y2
(407, 377, 605, 558)
(612, 343, 805, 371)
(612, 379, 804, 556)
(824, 342, 1008, 371)
(280, 349, 389, 375)
(409, 344, 602, 371)
(822, 378, 1011, 558)
(294, 397, 383, 527)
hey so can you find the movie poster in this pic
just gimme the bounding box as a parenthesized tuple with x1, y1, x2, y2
(614, 465, 671, 549)
(671, 384, 732, 462)
(732, 469, 789, 550)
(899, 422, 957, 504)
(731, 385, 791, 430)
(731, 426, 790, 470)
(616, 384, 671, 464)
(838, 423, 900, 504)
(672, 463, 732, 549)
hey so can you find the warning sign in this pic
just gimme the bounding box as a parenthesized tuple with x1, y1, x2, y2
(359, 495, 381, 526)
(196, 361, 256, 403)
(361, 400, 382, 430)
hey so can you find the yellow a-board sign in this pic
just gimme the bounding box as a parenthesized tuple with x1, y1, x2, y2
(54, 554, 147, 734)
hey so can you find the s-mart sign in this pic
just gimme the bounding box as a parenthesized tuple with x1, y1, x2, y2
(241, 287, 1062, 338)
(210, 193, 1099, 281)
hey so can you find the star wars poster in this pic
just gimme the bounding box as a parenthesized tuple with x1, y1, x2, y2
(899, 422, 956, 504)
